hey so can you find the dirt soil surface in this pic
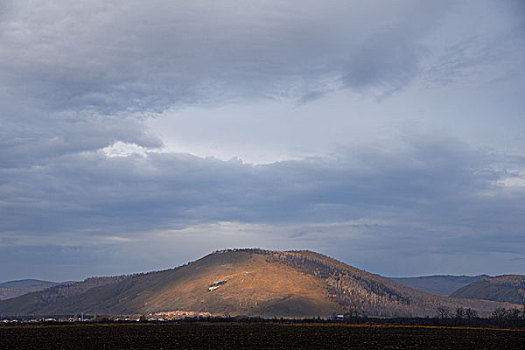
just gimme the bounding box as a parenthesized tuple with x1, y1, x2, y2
(1, 323, 524, 349)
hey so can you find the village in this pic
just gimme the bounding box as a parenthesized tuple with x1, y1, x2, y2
(1, 310, 217, 324)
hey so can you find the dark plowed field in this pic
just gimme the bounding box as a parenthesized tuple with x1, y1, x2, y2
(1, 323, 523, 349)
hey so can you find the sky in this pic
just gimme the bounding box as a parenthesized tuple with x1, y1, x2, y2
(1, 0, 524, 282)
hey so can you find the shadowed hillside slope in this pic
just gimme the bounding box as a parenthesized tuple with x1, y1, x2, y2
(0, 279, 62, 300)
(0, 276, 130, 314)
(390, 275, 488, 296)
(261, 250, 516, 317)
(450, 275, 525, 304)
(0, 249, 519, 318)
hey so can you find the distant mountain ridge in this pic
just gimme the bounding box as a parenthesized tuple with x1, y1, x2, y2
(0, 275, 132, 314)
(0, 279, 62, 301)
(0, 249, 518, 318)
(450, 275, 525, 304)
(390, 275, 488, 296)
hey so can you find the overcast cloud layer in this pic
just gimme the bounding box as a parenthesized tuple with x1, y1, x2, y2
(1, 0, 524, 281)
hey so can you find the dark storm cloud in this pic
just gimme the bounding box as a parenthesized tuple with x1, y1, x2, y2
(0, 109, 161, 169)
(0, 0, 452, 114)
(0, 0, 455, 174)
(0, 1, 524, 280)
(1, 133, 524, 278)
(1, 136, 523, 249)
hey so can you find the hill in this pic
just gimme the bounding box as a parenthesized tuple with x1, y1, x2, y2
(450, 275, 525, 304)
(0, 249, 518, 318)
(0, 279, 62, 300)
(0, 275, 131, 315)
(390, 275, 488, 296)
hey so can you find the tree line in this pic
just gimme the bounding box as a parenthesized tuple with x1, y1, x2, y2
(435, 305, 525, 327)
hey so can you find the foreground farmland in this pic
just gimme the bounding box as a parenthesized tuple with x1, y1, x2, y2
(1, 323, 524, 349)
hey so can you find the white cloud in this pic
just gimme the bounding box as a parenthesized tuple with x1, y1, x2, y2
(101, 141, 150, 158)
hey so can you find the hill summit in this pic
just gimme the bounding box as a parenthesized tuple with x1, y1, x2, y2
(0, 249, 518, 318)
(450, 275, 525, 304)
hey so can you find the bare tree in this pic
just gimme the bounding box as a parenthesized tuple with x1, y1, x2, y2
(508, 308, 520, 322)
(437, 306, 450, 319)
(455, 307, 465, 319)
(465, 308, 478, 321)
(490, 308, 507, 321)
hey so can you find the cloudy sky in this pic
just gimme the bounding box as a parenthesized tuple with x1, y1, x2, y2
(1, 0, 524, 282)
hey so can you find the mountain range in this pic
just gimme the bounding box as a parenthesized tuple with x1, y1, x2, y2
(450, 275, 525, 304)
(0, 249, 522, 318)
(0, 279, 61, 301)
(389, 275, 489, 296)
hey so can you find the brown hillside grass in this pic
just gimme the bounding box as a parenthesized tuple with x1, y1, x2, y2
(144, 253, 340, 317)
